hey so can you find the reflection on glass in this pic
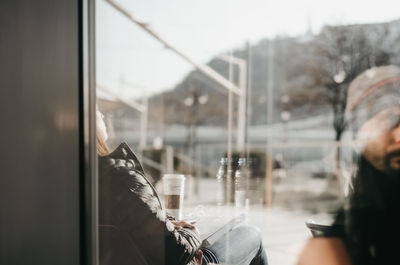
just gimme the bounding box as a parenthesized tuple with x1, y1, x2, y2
(96, 0, 400, 264)
(299, 65, 400, 265)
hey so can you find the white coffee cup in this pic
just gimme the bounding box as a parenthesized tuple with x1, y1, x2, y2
(163, 174, 185, 220)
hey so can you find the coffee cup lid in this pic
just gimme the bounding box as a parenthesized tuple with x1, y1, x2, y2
(163, 174, 185, 180)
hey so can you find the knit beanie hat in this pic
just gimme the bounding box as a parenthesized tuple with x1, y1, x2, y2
(346, 65, 400, 133)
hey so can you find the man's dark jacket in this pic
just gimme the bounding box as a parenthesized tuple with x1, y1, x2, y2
(99, 142, 201, 265)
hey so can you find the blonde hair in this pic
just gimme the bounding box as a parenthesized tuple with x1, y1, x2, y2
(97, 124, 110, 156)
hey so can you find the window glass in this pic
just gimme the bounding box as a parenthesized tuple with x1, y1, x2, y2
(96, 1, 400, 264)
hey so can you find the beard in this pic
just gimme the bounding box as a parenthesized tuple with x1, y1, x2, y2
(384, 152, 400, 180)
(383, 167, 400, 180)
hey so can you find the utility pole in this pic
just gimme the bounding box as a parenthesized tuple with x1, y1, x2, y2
(245, 41, 253, 159)
(265, 38, 275, 208)
(267, 39, 275, 125)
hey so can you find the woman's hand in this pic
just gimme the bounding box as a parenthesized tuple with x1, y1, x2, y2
(171, 220, 200, 235)
(193, 249, 203, 265)
(172, 221, 202, 263)
(171, 220, 195, 230)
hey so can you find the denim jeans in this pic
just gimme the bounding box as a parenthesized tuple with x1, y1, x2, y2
(201, 225, 268, 265)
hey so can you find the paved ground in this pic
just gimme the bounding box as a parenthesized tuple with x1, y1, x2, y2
(184, 203, 331, 265)
(161, 177, 337, 265)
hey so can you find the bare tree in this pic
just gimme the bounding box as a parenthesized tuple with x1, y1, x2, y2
(285, 23, 393, 174)
(316, 25, 379, 140)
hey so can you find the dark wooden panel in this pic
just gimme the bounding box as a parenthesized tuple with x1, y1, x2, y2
(0, 1, 82, 264)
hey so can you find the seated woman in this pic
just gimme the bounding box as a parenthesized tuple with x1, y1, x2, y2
(96, 108, 268, 265)
(297, 65, 400, 265)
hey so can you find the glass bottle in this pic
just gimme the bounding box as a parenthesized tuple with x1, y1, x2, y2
(216, 157, 228, 205)
(235, 158, 251, 207)
(227, 158, 237, 204)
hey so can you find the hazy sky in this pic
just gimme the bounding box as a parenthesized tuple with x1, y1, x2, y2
(96, 0, 400, 99)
